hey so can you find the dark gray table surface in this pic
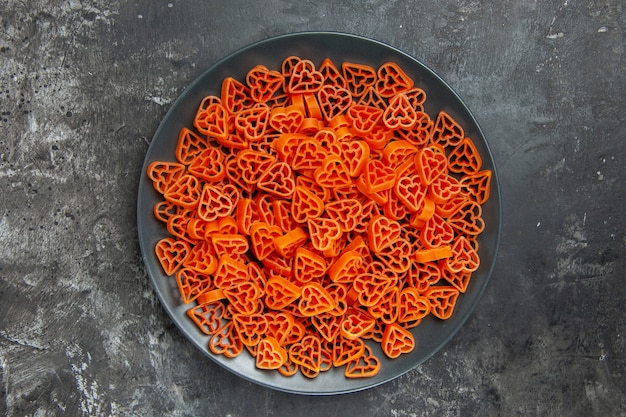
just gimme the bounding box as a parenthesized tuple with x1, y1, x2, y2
(1, 1, 624, 416)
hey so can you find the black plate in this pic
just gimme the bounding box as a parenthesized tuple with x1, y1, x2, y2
(137, 32, 501, 395)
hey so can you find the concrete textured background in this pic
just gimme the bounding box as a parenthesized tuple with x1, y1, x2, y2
(1, 0, 624, 416)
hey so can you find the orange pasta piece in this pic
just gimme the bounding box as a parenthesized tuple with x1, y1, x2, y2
(376, 62, 414, 97)
(342, 62, 377, 97)
(155, 237, 190, 276)
(186, 301, 226, 335)
(256, 337, 288, 369)
(381, 322, 415, 358)
(246, 65, 284, 103)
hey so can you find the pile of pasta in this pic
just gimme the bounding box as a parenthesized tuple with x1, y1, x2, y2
(147, 56, 491, 379)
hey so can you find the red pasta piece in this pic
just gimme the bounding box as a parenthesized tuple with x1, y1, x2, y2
(269, 104, 305, 133)
(393, 174, 427, 213)
(382, 140, 417, 168)
(175, 128, 207, 165)
(447, 200, 485, 236)
(376, 237, 412, 274)
(289, 334, 322, 376)
(409, 196, 436, 228)
(256, 161, 296, 199)
(183, 240, 218, 275)
(236, 149, 276, 185)
(368, 284, 399, 325)
(293, 247, 327, 283)
(153, 237, 190, 277)
(347, 104, 383, 134)
(367, 215, 402, 253)
(420, 213, 455, 248)
(339, 308, 376, 341)
(446, 235, 480, 273)
(273, 227, 308, 258)
(326, 283, 348, 317)
(153, 200, 179, 223)
(448, 136, 483, 175)
(310, 312, 342, 343)
(147, 161, 185, 194)
(221, 76, 253, 113)
(440, 263, 473, 293)
(342, 62, 377, 97)
(194, 101, 229, 140)
(314, 155, 352, 189)
(291, 138, 326, 171)
(407, 261, 442, 293)
(215, 132, 248, 150)
(430, 110, 464, 148)
(210, 233, 249, 258)
(272, 199, 299, 233)
(254, 193, 277, 226)
(459, 169, 492, 205)
(307, 217, 342, 252)
(197, 184, 234, 222)
(318, 57, 347, 88)
(287, 59, 324, 94)
(235, 198, 256, 235)
(414, 146, 448, 186)
(358, 86, 386, 109)
(291, 185, 325, 223)
(281, 55, 301, 78)
(425, 286, 460, 320)
(234, 103, 270, 142)
(381, 322, 415, 358)
(362, 159, 396, 194)
(429, 174, 461, 204)
(324, 198, 363, 232)
(344, 344, 380, 378)
(186, 301, 226, 335)
(163, 174, 201, 209)
(209, 321, 243, 358)
(382, 93, 417, 129)
(265, 275, 302, 311)
(166, 214, 195, 244)
(233, 313, 268, 346)
(352, 273, 393, 307)
(277, 356, 299, 377)
(317, 85, 353, 122)
(265, 311, 295, 345)
(249, 222, 282, 261)
(213, 255, 249, 289)
(247, 262, 267, 290)
(176, 268, 212, 304)
(188, 147, 226, 183)
(302, 93, 322, 119)
(256, 337, 288, 369)
(327, 250, 363, 284)
(246, 65, 284, 103)
(332, 334, 365, 367)
(376, 62, 414, 97)
(396, 111, 433, 147)
(224, 154, 255, 194)
(414, 245, 453, 264)
(262, 252, 293, 277)
(298, 282, 336, 316)
(363, 123, 394, 150)
(397, 287, 430, 327)
(404, 87, 426, 110)
(224, 282, 264, 316)
(339, 139, 370, 178)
